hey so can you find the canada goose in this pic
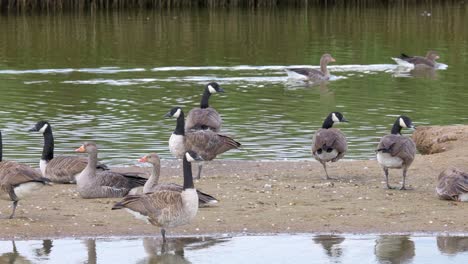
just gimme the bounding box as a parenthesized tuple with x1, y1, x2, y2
(376, 116, 416, 190)
(311, 112, 348, 180)
(185, 82, 224, 132)
(285, 54, 336, 81)
(436, 167, 468, 202)
(399, 51, 440, 68)
(165, 107, 241, 179)
(131, 153, 218, 207)
(74, 142, 147, 198)
(0, 131, 50, 218)
(28, 120, 108, 183)
(112, 151, 202, 243)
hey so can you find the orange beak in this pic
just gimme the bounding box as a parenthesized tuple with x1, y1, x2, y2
(331, 57, 336, 62)
(138, 156, 147, 163)
(75, 145, 85, 152)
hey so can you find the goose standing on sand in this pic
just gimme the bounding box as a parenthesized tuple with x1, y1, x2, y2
(112, 151, 202, 243)
(311, 112, 348, 180)
(28, 121, 108, 183)
(0, 131, 50, 218)
(376, 116, 416, 190)
(285, 54, 336, 82)
(166, 107, 241, 179)
(399, 51, 440, 68)
(436, 167, 468, 201)
(185, 82, 224, 132)
(74, 142, 147, 198)
(130, 153, 218, 207)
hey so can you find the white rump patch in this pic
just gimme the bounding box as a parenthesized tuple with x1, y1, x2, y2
(332, 113, 339, 123)
(459, 193, 468, 202)
(39, 123, 49, 133)
(399, 117, 407, 128)
(208, 85, 216, 93)
(173, 108, 181, 118)
(315, 149, 338, 162)
(14, 182, 44, 200)
(125, 208, 150, 224)
(377, 152, 403, 168)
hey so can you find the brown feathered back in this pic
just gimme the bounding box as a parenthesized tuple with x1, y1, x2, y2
(0, 161, 45, 187)
(311, 128, 347, 161)
(377, 134, 416, 166)
(436, 167, 468, 200)
(185, 130, 240, 161)
(185, 107, 222, 132)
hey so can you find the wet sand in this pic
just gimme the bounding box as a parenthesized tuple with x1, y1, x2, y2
(1, 127, 467, 239)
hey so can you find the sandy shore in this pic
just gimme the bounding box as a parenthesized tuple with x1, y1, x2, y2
(1, 126, 467, 239)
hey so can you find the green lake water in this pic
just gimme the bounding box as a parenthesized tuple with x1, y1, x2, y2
(0, 4, 467, 165)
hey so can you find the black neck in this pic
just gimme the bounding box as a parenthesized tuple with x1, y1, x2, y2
(174, 111, 185, 136)
(182, 155, 194, 189)
(42, 128, 54, 161)
(391, 121, 402, 135)
(200, 89, 211, 109)
(322, 116, 334, 129)
(0, 131, 3, 162)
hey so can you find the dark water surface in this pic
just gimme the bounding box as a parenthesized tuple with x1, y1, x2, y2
(1, 235, 468, 263)
(0, 4, 467, 165)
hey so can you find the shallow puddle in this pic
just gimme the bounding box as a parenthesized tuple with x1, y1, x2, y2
(1, 234, 467, 263)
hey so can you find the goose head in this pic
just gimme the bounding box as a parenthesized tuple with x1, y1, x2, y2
(206, 82, 224, 94)
(185, 150, 203, 162)
(139, 153, 160, 166)
(321, 54, 336, 65)
(322, 112, 348, 129)
(164, 107, 183, 118)
(426, 51, 440, 61)
(75, 142, 98, 153)
(29, 120, 51, 134)
(397, 116, 415, 130)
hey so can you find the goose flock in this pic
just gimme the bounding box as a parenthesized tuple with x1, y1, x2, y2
(0, 51, 465, 243)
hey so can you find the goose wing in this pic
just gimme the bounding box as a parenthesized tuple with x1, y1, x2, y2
(377, 135, 416, 164)
(312, 128, 347, 157)
(185, 130, 240, 160)
(437, 168, 468, 200)
(0, 161, 47, 186)
(96, 171, 147, 189)
(185, 108, 222, 132)
(153, 183, 218, 206)
(399, 54, 434, 67)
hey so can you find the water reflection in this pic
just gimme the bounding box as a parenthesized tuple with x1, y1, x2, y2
(437, 236, 468, 255)
(313, 235, 345, 260)
(374, 235, 415, 264)
(0, 241, 31, 264)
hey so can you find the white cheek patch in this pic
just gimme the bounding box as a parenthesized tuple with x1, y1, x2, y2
(185, 152, 195, 162)
(399, 118, 407, 128)
(38, 123, 49, 133)
(208, 85, 217, 94)
(332, 113, 340, 123)
(173, 109, 181, 118)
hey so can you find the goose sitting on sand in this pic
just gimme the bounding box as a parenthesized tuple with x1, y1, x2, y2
(376, 116, 416, 190)
(0, 131, 50, 218)
(397, 51, 440, 68)
(112, 151, 202, 243)
(311, 112, 348, 180)
(74, 142, 147, 198)
(285, 54, 336, 82)
(436, 167, 468, 202)
(185, 82, 224, 132)
(28, 120, 108, 183)
(129, 153, 218, 207)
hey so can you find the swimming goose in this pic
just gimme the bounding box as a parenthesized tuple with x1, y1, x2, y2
(131, 153, 218, 206)
(165, 107, 241, 179)
(112, 151, 202, 243)
(74, 142, 147, 198)
(311, 112, 348, 180)
(285, 54, 336, 82)
(436, 167, 468, 201)
(376, 116, 416, 190)
(185, 82, 224, 132)
(0, 131, 50, 218)
(28, 120, 108, 183)
(399, 51, 440, 68)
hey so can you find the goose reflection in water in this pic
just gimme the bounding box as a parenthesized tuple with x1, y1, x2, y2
(437, 236, 468, 255)
(0, 241, 31, 264)
(374, 235, 415, 264)
(313, 235, 345, 260)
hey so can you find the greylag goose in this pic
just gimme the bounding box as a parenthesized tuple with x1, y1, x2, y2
(185, 82, 224, 132)
(399, 51, 440, 68)
(74, 142, 147, 198)
(436, 167, 468, 201)
(311, 112, 348, 180)
(0, 131, 50, 218)
(376, 116, 416, 190)
(112, 151, 202, 243)
(285, 54, 336, 81)
(28, 120, 108, 183)
(165, 107, 241, 179)
(130, 153, 218, 207)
